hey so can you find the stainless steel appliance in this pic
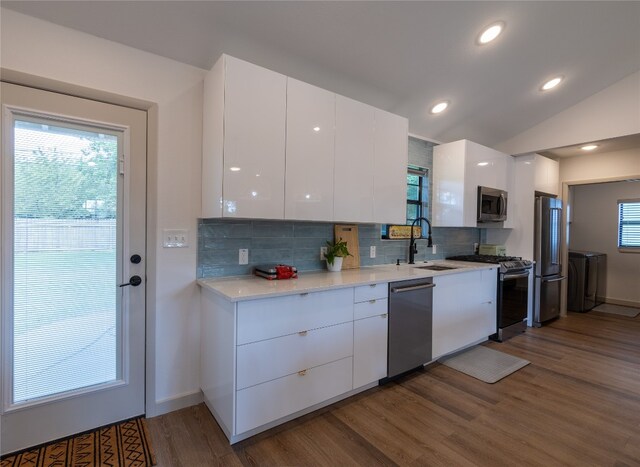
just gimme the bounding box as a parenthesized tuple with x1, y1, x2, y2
(387, 278, 434, 378)
(568, 250, 607, 311)
(534, 196, 566, 326)
(447, 254, 532, 341)
(477, 186, 508, 223)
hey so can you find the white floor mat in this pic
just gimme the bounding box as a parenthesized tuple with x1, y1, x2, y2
(438, 345, 530, 384)
(592, 303, 640, 317)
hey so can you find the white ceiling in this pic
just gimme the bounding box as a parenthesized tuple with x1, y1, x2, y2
(3, 1, 640, 149)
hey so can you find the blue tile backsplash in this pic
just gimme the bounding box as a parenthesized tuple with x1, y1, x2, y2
(197, 137, 481, 278)
(197, 219, 480, 278)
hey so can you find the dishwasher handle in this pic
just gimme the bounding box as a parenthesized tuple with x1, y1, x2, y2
(390, 283, 436, 294)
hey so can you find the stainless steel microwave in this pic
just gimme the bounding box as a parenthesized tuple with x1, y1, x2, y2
(477, 186, 508, 222)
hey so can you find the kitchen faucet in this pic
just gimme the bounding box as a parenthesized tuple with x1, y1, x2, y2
(408, 217, 433, 264)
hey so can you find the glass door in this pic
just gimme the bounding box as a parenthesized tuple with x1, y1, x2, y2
(1, 83, 147, 455)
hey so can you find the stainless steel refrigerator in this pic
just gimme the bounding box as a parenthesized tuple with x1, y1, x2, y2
(534, 196, 566, 325)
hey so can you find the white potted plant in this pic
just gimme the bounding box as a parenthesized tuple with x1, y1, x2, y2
(324, 238, 352, 272)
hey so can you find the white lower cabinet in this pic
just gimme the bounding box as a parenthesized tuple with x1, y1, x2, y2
(353, 314, 388, 388)
(236, 357, 353, 434)
(353, 285, 388, 389)
(432, 269, 497, 359)
(236, 321, 353, 390)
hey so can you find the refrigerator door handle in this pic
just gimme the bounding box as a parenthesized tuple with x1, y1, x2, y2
(542, 276, 566, 283)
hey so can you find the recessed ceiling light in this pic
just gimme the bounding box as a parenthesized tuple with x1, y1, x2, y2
(229, 167, 241, 172)
(477, 21, 505, 45)
(430, 101, 449, 114)
(313, 126, 321, 132)
(581, 144, 598, 151)
(541, 76, 563, 91)
(477, 162, 489, 166)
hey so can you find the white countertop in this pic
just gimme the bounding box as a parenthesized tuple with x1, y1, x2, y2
(197, 260, 497, 302)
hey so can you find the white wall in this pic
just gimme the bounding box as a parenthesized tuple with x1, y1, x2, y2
(1, 8, 206, 415)
(559, 147, 640, 183)
(496, 72, 640, 156)
(570, 180, 640, 306)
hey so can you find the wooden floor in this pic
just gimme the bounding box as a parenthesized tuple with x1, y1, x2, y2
(147, 310, 640, 466)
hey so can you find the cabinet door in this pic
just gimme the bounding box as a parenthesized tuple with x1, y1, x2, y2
(334, 95, 375, 223)
(285, 78, 335, 221)
(534, 155, 559, 196)
(223, 56, 287, 218)
(373, 109, 408, 224)
(432, 270, 497, 359)
(236, 357, 353, 435)
(466, 140, 509, 192)
(236, 322, 353, 390)
(432, 140, 467, 227)
(237, 288, 354, 345)
(353, 314, 388, 388)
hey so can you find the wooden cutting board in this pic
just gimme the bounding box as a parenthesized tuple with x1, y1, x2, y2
(334, 224, 360, 269)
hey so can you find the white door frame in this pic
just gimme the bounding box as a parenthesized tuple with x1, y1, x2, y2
(0, 82, 148, 454)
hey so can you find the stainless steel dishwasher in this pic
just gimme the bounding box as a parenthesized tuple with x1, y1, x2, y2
(387, 277, 435, 378)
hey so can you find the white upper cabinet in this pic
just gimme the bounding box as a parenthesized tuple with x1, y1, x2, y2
(285, 78, 335, 221)
(374, 109, 409, 225)
(533, 154, 559, 196)
(203, 55, 287, 219)
(223, 56, 287, 219)
(203, 54, 408, 222)
(334, 95, 375, 223)
(432, 139, 512, 227)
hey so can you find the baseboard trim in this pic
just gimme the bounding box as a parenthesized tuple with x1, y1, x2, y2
(605, 298, 640, 309)
(149, 390, 203, 418)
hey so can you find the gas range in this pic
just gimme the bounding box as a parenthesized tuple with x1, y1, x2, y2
(447, 255, 533, 274)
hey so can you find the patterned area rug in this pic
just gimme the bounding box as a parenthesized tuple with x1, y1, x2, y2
(0, 417, 156, 467)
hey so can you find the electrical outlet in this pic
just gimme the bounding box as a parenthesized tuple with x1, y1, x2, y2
(163, 229, 189, 248)
(320, 246, 327, 260)
(370, 246, 376, 258)
(432, 245, 437, 254)
(239, 248, 249, 265)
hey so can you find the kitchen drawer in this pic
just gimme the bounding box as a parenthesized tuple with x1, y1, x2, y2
(235, 357, 353, 434)
(236, 322, 353, 390)
(237, 288, 353, 344)
(354, 283, 388, 303)
(354, 298, 388, 320)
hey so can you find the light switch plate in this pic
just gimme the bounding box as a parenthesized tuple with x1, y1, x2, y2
(370, 246, 376, 258)
(163, 229, 189, 248)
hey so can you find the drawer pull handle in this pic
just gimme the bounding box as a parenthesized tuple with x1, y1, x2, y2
(369, 284, 377, 288)
(298, 369, 308, 376)
(369, 299, 376, 304)
(381, 313, 388, 318)
(300, 293, 309, 297)
(298, 330, 308, 336)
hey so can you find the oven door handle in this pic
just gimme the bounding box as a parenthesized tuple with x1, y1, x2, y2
(500, 272, 530, 281)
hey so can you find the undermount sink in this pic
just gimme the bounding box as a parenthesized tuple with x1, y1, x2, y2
(415, 265, 458, 271)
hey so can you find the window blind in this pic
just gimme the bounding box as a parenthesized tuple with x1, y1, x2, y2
(618, 199, 640, 249)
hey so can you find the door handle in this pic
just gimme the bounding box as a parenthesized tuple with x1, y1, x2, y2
(542, 276, 566, 283)
(119, 275, 142, 287)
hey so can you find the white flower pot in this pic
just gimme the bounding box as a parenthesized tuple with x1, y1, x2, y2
(326, 256, 343, 272)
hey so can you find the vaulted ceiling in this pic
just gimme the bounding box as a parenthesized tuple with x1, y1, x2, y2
(3, 1, 639, 148)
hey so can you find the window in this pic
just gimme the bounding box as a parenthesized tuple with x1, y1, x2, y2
(382, 167, 428, 238)
(618, 199, 640, 251)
